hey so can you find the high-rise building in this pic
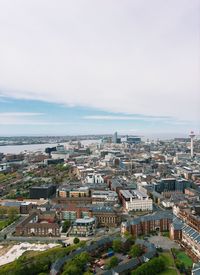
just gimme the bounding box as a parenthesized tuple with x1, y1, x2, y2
(113, 132, 118, 143)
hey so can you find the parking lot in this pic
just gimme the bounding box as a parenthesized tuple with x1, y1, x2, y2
(148, 236, 180, 250)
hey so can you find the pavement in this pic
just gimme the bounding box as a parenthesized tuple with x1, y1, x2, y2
(0, 221, 121, 243)
(148, 235, 180, 250)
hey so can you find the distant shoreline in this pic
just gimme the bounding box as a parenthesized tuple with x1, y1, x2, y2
(0, 140, 100, 154)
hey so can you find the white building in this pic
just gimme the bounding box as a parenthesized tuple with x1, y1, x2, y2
(0, 163, 10, 173)
(120, 189, 153, 212)
(51, 151, 69, 160)
(85, 173, 104, 184)
(92, 190, 118, 204)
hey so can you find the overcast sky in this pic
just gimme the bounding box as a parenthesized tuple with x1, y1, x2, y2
(0, 0, 199, 136)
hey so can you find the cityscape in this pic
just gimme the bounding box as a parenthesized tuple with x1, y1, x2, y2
(0, 132, 200, 274)
(0, 0, 199, 275)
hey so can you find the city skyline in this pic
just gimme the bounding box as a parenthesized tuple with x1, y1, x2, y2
(0, 0, 199, 136)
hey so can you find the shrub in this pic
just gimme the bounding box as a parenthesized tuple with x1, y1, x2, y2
(73, 237, 80, 244)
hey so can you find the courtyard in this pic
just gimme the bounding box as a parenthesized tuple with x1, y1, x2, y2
(148, 235, 180, 250)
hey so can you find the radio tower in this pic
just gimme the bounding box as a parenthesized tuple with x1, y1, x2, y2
(189, 131, 195, 158)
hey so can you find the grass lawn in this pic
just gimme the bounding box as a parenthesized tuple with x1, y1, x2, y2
(160, 252, 174, 266)
(0, 220, 9, 230)
(159, 253, 178, 275)
(0, 216, 20, 231)
(162, 231, 170, 238)
(160, 268, 178, 275)
(176, 251, 193, 268)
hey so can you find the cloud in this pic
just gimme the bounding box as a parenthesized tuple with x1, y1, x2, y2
(0, 112, 44, 117)
(0, 121, 69, 125)
(0, 112, 68, 125)
(0, 0, 199, 122)
(83, 115, 171, 121)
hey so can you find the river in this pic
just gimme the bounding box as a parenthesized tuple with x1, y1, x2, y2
(0, 140, 100, 154)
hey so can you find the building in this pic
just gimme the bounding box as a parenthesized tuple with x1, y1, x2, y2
(0, 163, 11, 173)
(192, 263, 200, 275)
(85, 173, 104, 184)
(30, 185, 56, 199)
(91, 190, 118, 205)
(5, 154, 24, 162)
(173, 204, 200, 232)
(20, 202, 34, 214)
(58, 205, 92, 221)
(53, 196, 92, 205)
(113, 132, 118, 144)
(169, 216, 183, 241)
(170, 204, 200, 261)
(182, 224, 200, 259)
(16, 211, 60, 237)
(126, 136, 141, 144)
(51, 145, 72, 160)
(57, 186, 90, 198)
(121, 211, 173, 237)
(57, 204, 121, 227)
(91, 205, 121, 227)
(119, 189, 153, 212)
(69, 187, 90, 198)
(44, 158, 64, 165)
(70, 216, 96, 237)
(153, 178, 190, 194)
(112, 132, 121, 144)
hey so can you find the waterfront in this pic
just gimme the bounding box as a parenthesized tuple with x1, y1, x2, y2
(0, 140, 100, 154)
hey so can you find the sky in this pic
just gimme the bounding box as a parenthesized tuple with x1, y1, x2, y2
(0, 0, 199, 137)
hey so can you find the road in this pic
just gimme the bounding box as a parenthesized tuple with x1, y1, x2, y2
(0, 221, 121, 243)
(0, 215, 28, 240)
(5, 229, 121, 243)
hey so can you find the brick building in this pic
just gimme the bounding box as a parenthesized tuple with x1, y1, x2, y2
(121, 211, 173, 237)
(170, 204, 200, 260)
(56, 204, 121, 227)
(15, 211, 60, 237)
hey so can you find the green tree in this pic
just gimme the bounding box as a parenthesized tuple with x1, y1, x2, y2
(112, 239, 122, 252)
(129, 244, 143, 258)
(63, 252, 90, 274)
(7, 207, 18, 221)
(73, 237, 80, 244)
(75, 252, 90, 270)
(107, 256, 118, 269)
(63, 263, 81, 275)
(175, 259, 185, 272)
(124, 231, 135, 245)
(62, 220, 71, 233)
(0, 207, 6, 218)
(131, 256, 166, 275)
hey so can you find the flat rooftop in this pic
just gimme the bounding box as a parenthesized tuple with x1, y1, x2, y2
(120, 190, 133, 199)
